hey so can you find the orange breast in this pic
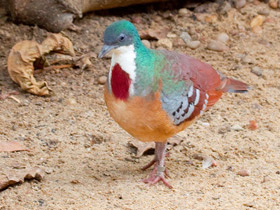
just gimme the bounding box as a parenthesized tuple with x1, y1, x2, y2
(104, 85, 197, 142)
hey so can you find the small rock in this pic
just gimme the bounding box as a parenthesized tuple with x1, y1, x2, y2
(248, 120, 258, 130)
(217, 1, 232, 15)
(167, 33, 177, 38)
(180, 32, 192, 43)
(258, 8, 270, 16)
(234, 0, 246, 9)
(157, 38, 173, 50)
(231, 124, 243, 131)
(131, 16, 142, 24)
(251, 66, 262, 76)
(241, 56, 253, 64)
(204, 14, 218, 23)
(98, 76, 107, 85)
(269, 0, 278, 8)
(142, 40, 151, 48)
(45, 168, 54, 174)
(207, 40, 228, 52)
(250, 15, 265, 28)
(193, 153, 205, 161)
(178, 8, 189, 16)
(66, 98, 77, 105)
(186, 40, 200, 49)
(218, 126, 231, 134)
(173, 38, 185, 47)
(153, 15, 162, 23)
(202, 156, 217, 169)
(237, 169, 250, 176)
(216, 33, 229, 43)
(70, 179, 80, 184)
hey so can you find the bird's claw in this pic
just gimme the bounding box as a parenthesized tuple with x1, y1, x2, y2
(142, 172, 173, 189)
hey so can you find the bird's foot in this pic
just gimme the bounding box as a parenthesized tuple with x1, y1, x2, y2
(142, 166, 172, 189)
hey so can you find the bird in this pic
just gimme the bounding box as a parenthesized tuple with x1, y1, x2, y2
(98, 20, 249, 188)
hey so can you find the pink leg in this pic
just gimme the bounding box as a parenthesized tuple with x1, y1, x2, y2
(142, 142, 172, 189)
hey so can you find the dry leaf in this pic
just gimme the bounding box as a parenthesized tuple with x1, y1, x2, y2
(7, 34, 75, 96)
(0, 141, 28, 152)
(128, 135, 184, 157)
(128, 140, 155, 157)
(73, 52, 96, 70)
(0, 167, 44, 191)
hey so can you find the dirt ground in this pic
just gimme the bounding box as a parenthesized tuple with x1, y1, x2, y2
(0, 1, 280, 210)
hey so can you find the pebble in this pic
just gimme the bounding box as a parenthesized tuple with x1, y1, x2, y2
(142, 40, 151, 48)
(251, 66, 262, 76)
(234, 0, 246, 9)
(216, 33, 229, 43)
(45, 168, 54, 174)
(167, 33, 177, 38)
(269, 0, 278, 8)
(237, 169, 250, 176)
(193, 153, 204, 161)
(66, 98, 77, 105)
(231, 124, 243, 131)
(178, 8, 189, 16)
(258, 8, 270, 16)
(98, 76, 107, 85)
(207, 40, 228, 52)
(180, 32, 192, 43)
(217, 1, 232, 15)
(202, 156, 217, 169)
(131, 16, 142, 24)
(186, 40, 200, 49)
(204, 14, 218, 23)
(157, 38, 173, 50)
(241, 56, 253, 64)
(250, 15, 265, 28)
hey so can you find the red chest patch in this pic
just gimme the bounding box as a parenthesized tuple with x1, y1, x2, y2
(111, 63, 131, 100)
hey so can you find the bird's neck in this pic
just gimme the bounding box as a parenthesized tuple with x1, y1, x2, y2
(108, 44, 137, 100)
(108, 43, 155, 100)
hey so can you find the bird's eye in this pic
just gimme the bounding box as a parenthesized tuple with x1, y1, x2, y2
(119, 34, 126, 42)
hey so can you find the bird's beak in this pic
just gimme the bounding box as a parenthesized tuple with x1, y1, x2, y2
(98, 45, 117, 58)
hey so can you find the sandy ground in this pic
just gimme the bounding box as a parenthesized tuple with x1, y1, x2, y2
(0, 1, 280, 210)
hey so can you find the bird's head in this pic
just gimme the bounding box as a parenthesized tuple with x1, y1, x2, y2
(98, 20, 141, 58)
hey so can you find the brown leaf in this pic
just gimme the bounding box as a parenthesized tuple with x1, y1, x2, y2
(0, 167, 44, 191)
(128, 140, 155, 157)
(7, 33, 75, 96)
(128, 135, 184, 157)
(0, 141, 28, 152)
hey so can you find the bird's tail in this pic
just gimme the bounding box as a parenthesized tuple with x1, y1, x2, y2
(219, 77, 250, 93)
